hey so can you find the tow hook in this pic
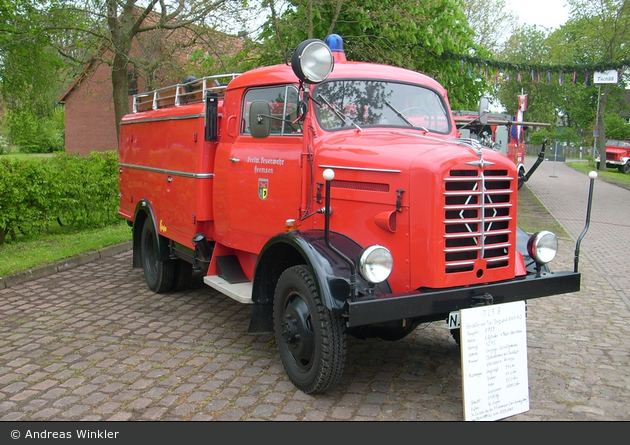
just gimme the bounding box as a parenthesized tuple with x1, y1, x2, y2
(471, 293, 494, 307)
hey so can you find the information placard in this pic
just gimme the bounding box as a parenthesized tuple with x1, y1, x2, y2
(460, 300, 529, 421)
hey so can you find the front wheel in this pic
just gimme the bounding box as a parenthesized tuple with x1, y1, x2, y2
(273, 265, 346, 394)
(619, 162, 630, 174)
(140, 219, 174, 293)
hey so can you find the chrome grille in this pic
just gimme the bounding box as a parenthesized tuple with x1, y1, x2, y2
(443, 169, 514, 273)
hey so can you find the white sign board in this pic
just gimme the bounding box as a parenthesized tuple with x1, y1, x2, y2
(594, 70, 618, 84)
(460, 301, 529, 421)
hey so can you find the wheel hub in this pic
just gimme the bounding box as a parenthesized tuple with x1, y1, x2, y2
(282, 296, 315, 368)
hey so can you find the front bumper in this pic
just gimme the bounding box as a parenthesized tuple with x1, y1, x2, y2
(346, 271, 580, 327)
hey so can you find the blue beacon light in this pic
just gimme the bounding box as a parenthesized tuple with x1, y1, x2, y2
(325, 34, 347, 63)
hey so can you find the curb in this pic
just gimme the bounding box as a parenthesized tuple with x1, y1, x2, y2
(0, 241, 133, 290)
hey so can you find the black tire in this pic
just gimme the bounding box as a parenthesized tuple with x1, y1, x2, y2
(450, 328, 461, 346)
(140, 219, 174, 293)
(171, 259, 193, 291)
(273, 265, 346, 394)
(619, 162, 630, 174)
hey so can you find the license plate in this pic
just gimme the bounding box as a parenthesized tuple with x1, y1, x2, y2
(448, 311, 460, 329)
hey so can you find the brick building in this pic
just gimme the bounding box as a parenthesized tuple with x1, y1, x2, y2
(57, 28, 243, 155)
(57, 60, 142, 155)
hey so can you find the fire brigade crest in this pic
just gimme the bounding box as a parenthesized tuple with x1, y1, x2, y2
(258, 179, 269, 200)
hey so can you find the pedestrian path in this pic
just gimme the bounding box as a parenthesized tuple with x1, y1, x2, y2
(524, 157, 630, 310)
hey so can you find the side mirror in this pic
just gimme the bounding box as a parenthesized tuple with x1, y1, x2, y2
(479, 97, 490, 125)
(249, 101, 272, 139)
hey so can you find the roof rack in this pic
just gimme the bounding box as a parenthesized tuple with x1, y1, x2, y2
(132, 73, 241, 113)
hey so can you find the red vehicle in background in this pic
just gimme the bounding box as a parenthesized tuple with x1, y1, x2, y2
(117, 35, 589, 393)
(453, 94, 551, 189)
(596, 140, 630, 174)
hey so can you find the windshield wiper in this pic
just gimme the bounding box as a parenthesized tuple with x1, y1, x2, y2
(385, 100, 428, 132)
(316, 94, 362, 131)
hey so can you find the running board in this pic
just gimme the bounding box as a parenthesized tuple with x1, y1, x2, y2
(204, 275, 253, 304)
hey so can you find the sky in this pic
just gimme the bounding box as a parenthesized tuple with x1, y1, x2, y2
(506, 0, 570, 30)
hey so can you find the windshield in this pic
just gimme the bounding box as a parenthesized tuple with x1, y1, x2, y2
(313, 80, 451, 133)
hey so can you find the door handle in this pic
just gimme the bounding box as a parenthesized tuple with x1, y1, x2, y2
(229, 158, 240, 163)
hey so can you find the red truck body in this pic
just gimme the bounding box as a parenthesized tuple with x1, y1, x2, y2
(596, 140, 630, 174)
(118, 36, 582, 393)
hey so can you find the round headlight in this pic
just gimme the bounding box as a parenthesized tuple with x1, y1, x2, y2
(527, 230, 558, 265)
(291, 39, 334, 84)
(358, 245, 393, 284)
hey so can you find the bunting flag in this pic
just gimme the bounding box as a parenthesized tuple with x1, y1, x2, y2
(531, 70, 535, 84)
(485, 67, 489, 80)
(496, 69, 500, 82)
(421, 45, 630, 85)
(573, 72, 576, 85)
(468, 66, 472, 78)
(559, 72, 564, 85)
(518, 71, 522, 83)
(506, 70, 510, 81)
(585, 70, 589, 85)
(547, 71, 551, 85)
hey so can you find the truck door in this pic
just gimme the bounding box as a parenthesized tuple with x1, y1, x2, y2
(226, 85, 303, 249)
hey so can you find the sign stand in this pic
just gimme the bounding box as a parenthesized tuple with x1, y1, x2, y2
(460, 301, 529, 421)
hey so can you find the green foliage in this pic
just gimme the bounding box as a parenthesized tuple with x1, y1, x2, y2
(0, 151, 121, 244)
(527, 125, 583, 146)
(0, 1, 74, 138)
(605, 114, 630, 140)
(0, 135, 10, 155)
(5, 107, 65, 154)
(246, 0, 488, 109)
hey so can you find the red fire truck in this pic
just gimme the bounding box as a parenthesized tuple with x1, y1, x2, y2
(596, 139, 630, 174)
(453, 97, 551, 189)
(118, 35, 589, 393)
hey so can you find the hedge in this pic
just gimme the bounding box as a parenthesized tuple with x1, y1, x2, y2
(0, 151, 120, 244)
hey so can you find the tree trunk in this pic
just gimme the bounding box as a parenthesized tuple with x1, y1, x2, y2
(597, 84, 610, 172)
(111, 52, 130, 146)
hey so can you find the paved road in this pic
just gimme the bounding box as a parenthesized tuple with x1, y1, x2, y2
(0, 159, 629, 421)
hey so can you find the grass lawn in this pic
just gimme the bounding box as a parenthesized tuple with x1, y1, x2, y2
(567, 160, 630, 191)
(0, 221, 132, 277)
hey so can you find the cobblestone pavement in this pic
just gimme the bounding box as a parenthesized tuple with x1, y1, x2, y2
(0, 159, 629, 421)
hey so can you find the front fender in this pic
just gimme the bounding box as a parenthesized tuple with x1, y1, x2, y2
(252, 230, 391, 313)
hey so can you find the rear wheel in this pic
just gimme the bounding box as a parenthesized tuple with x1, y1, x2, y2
(619, 162, 630, 174)
(171, 259, 193, 291)
(273, 265, 346, 394)
(140, 219, 174, 293)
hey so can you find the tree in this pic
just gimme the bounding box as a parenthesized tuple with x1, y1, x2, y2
(0, 0, 73, 152)
(462, 0, 518, 53)
(565, 0, 630, 170)
(249, 0, 489, 109)
(493, 25, 561, 125)
(43, 0, 245, 140)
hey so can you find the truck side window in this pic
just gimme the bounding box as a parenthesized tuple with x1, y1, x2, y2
(242, 85, 300, 136)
